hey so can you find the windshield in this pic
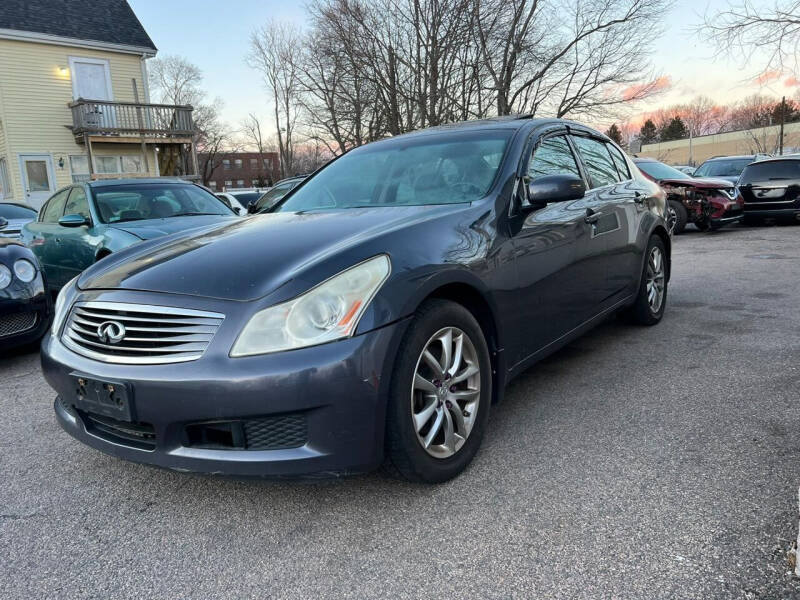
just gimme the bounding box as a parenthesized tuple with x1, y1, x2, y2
(274, 131, 511, 213)
(694, 158, 752, 178)
(231, 192, 262, 203)
(93, 183, 234, 223)
(0, 203, 37, 219)
(637, 161, 691, 181)
(739, 160, 800, 183)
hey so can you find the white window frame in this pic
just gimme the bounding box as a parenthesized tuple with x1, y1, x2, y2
(68, 56, 114, 101)
(68, 154, 91, 183)
(236, 179, 245, 187)
(224, 180, 232, 188)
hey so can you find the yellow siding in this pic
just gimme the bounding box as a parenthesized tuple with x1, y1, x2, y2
(0, 38, 157, 200)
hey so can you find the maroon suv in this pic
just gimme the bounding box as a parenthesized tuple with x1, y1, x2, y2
(634, 158, 744, 233)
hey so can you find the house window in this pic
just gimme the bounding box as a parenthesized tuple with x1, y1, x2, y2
(209, 181, 217, 189)
(252, 179, 260, 187)
(69, 155, 91, 183)
(223, 159, 231, 170)
(236, 179, 245, 187)
(224, 180, 232, 188)
(121, 155, 143, 173)
(0, 158, 10, 198)
(262, 158, 271, 170)
(96, 156, 119, 174)
(234, 159, 243, 169)
(250, 158, 258, 169)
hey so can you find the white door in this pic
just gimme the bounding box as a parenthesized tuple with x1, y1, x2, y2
(18, 154, 56, 209)
(70, 58, 112, 101)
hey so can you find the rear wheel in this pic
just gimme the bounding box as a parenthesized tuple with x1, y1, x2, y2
(626, 235, 667, 326)
(384, 300, 491, 483)
(669, 200, 687, 234)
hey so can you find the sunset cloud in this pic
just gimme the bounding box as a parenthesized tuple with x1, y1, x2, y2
(754, 70, 781, 85)
(621, 76, 672, 101)
(785, 76, 800, 87)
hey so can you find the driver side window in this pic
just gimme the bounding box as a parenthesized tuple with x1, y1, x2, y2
(65, 186, 90, 220)
(527, 136, 582, 182)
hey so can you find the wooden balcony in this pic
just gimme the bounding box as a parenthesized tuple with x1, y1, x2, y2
(69, 99, 194, 143)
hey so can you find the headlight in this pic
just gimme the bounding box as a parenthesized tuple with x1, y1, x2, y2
(0, 264, 10, 290)
(13, 259, 36, 283)
(52, 276, 79, 336)
(231, 255, 391, 357)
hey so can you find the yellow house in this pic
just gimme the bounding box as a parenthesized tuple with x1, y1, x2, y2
(0, 0, 197, 209)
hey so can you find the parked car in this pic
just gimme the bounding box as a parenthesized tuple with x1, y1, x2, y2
(0, 202, 38, 238)
(693, 154, 771, 184)
(42, 117, 670, 483)
(634, 157, 743, 233)
(0, 236, 50, 351)
(673, 165, 696, 176)
(20, 179, 239, 293)
(737, 156, 800, 224)
(247, 176, 307, 213)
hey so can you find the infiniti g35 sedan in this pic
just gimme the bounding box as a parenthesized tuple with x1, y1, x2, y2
(42, 117, 671, 483)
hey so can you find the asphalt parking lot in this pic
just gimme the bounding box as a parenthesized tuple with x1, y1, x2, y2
(1, 225, 799, 599)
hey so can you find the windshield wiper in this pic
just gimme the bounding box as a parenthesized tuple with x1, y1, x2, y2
(168, 212, 220, 217)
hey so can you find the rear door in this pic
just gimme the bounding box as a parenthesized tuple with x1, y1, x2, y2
(569, 135, 638, 306)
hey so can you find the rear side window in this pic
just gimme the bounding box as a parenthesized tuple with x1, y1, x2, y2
(40, 189, 69, 222)
(739, 160, 800, 184)
(527, 136, 582, 181)
(606, 143, 631, 180)
(571, 136, 619, 188)
(65, 186, 90, 220)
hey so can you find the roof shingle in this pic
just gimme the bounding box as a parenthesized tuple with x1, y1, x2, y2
(0, 0, 156, 52)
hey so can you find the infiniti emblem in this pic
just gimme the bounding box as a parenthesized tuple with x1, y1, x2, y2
(97, 321, 126, 345)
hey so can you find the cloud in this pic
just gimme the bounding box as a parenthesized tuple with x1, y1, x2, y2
(785, 76, 800, 87)
(621, 76, 672, 101)
(754, 70, 781, 85)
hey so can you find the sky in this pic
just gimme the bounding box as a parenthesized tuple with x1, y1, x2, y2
(128, 0, 799, 131)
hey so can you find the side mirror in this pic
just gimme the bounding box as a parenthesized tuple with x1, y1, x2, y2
(58, 213, 90, 228)
(0, 217, 7, 231)
(525, 174, 586, 209)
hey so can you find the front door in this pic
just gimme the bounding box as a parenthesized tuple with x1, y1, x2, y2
(19, 154, 56, 210)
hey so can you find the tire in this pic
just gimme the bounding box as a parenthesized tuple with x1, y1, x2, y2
(669, 200, 687, 234)
(626, 235, 667, 326)
(383, 299, 492, 483)
(694, 220, 709, 232)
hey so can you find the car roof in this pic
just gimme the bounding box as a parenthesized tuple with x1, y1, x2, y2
(87, 178, 191, 188)
(702, 155, 762, 162)
(745, 155, 800, 164)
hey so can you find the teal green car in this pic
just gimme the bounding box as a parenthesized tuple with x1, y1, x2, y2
(20, 178, 239, 292)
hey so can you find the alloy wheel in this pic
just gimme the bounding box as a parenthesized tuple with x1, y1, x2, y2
(411, 327, 481, 459)
(646, 246, 666, 314)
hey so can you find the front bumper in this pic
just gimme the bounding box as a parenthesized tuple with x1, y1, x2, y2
(0, 283, 50, 351)
(43, 300, 407, 478)
(744, 205, 800, 220)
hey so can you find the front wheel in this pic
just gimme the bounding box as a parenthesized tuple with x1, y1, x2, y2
(669, 200, 687, 234)
(626, 235, 667, 326)
(384, 300, 492, 483)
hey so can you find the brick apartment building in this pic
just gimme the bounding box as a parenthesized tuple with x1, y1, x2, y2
(199, 152, 281, 191)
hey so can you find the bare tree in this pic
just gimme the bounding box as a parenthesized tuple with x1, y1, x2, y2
(248, 22, 304, 177)
(700, 0, 800, 75)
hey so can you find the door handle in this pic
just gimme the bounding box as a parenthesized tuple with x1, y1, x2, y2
(584, 208, 601, 224)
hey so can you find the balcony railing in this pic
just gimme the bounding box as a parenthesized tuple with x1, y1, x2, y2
(69, 99, 194, 139)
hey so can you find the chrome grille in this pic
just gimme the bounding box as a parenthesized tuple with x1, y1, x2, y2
(62, 301, 224, 364)
(0, 312, 37, 338)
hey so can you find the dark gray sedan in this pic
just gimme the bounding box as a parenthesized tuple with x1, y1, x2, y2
(42, 116, 670, 483)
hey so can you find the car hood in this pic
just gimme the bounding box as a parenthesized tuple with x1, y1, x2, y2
(658, 177, 734, 189)
(79, 205, 456, 301)
(109, 215, 239, 240)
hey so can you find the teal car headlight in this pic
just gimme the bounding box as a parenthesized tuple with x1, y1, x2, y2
(0, 264, 11, 290)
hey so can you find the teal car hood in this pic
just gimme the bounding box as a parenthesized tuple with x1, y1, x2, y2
(109, 215, 239, 240)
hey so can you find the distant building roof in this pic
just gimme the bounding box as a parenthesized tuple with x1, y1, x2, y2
(0, 0, 157, 53)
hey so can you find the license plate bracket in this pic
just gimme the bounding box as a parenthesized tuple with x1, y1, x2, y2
(70, 373, 135, 422)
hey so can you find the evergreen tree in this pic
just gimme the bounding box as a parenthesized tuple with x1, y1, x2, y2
(639, 119, 657, 144)
(659, 116, 688, 141)
(606, 124, 623, 145)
